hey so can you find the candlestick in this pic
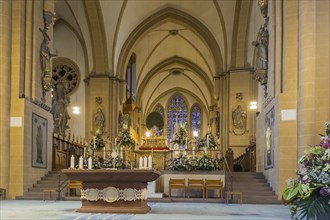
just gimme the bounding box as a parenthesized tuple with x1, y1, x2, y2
(88, 157, 93, 169)
(83, 148, 86, 158)
(192, 147, 195, 159)
(148, 155, 152, 169)
(169, 139, 172, 150)
(143, 156, 147, 168)
(93, 136, 96, 149)
(115, 138, 117, 149)
(139, 157, 143, 169)
(70, 155, 75, 169)
(79, 156, 83, 169)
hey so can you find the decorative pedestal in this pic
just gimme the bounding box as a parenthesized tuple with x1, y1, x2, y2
(61, 169, 160, 213)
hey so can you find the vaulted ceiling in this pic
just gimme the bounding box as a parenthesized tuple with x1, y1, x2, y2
(55, 0, 256, 118)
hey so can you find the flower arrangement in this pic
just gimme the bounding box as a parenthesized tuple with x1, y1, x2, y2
(196, 155, 216, 171)
(282, 121, 330, 220)
(167, 153, 193, 171)
(117, 126, 135, 148)
(167, 154, 221, 171)
(199, 133, 218, 149)
(89, 134, 105, 150)
(171, 123, 188, 146)
(103, 156, 128, 169)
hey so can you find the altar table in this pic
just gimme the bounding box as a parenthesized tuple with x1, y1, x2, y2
(61, 169, 160, 213)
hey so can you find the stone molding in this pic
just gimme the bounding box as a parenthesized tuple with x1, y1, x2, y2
(81, 187, 147, 203)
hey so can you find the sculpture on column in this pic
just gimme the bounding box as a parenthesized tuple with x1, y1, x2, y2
(252, 0, 269, 98)
(94, 97, 105, 135)
(52, 82, 70, 136)
(231, 93, 247, 135)
(39, 10, 57, 102)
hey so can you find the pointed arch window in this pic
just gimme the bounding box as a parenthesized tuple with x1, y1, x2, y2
(191, 103, 201, 136)
(126, 53, 136, 102)
(154, 104, 164, 119)
(167, 95, 188, 144)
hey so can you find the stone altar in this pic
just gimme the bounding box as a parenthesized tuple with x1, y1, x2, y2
(61, 169, 160, 213)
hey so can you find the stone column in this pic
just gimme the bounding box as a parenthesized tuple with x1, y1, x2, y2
(220, 72, 230, 152)
(0, 0, 12, 196)
(297, 0, 316, 158)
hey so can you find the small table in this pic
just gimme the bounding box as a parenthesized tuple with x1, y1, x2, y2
(226, 191, 243, 204)
(62, 169, 160, 214)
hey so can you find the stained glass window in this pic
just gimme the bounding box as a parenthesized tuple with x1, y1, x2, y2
(154, 104, 164, 119)
(191, 104, 201, 136)
(167, 95, 188, 144)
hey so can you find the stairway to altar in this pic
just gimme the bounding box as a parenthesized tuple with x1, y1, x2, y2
(229, 172, 281, 204)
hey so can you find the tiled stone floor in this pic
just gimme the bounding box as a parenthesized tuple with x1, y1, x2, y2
(0, 200, 291, 220)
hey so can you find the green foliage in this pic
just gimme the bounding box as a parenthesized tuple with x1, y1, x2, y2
(146, 112, 164, 130)
(296, 191, 330, 220)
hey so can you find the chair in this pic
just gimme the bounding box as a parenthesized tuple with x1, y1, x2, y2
(226, 191, 243, 204)
(67, 180, 82, 196)
(0, 188, 6, 200)
(169, 178, 185, 197)
(187, 179, 204, 198)
(43, 188, 57, 201)
(205, 179, 223, 198)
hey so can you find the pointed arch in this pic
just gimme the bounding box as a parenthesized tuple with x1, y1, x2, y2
(153, 104, 165, 119)
(191, 103, 202, 136)
(166, 93, 188, 144)
(117, 7, 223, 79)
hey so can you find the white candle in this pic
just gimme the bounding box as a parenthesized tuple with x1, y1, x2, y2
(103, 147, 106, 159)
(93, 136, 96, 149)
(88, 157, 93, 169)
(192, 147, 195, 159)
(83, 148, 86, 158)
(115, 138, 117, 148)
(120, 147, 123, 159)
(79, 156, 83, 169)
(169, 139, 172, 150)
(148, 155, 153, 169)
(206, 135, 210, 148)
(70, 155, 75, 169)
(139, 157, 143, 169)
(143, 156, 147, 168)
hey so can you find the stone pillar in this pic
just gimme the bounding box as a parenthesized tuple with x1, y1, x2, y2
(0, 0, 12, 196)
(297, 0, 316, 158)
(220, 72, 230, 152)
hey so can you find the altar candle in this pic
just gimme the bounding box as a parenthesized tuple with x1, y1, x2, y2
(88, 157, 93, 169)
(192, 147, 195, 159)
(169, 139, 172, 150)
(148, 155, 153, 169)
(139, 157, 143, 168)
(206, 135, 210, 148)
(115, 138, 117, 148)
(93, 136, 96, 149)
(83, 148, 86, 158)
(79, 156, 83, 169)
(120, 147, 123, 159)
(143, 156, 147, 168)
(70, 155, 75, 169)
(103, 147, 106, 159)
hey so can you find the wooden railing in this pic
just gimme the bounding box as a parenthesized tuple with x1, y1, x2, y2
(52, 133, 87, 170)
(233, 144, 256, 172)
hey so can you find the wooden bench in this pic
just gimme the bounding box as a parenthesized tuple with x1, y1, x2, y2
(226, 191, 243, 204)
(187, 179, 204, 198)
(169, 178, 185, 197)
(205, 179, 224, 198)
(43, 189, 57, 201)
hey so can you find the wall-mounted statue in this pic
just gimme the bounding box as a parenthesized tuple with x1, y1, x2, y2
(39, 10, 57, 102)
(52, 82, 70, 136)
(94, 108, 105, 135)
(232, 93, 247, 135)
(94, 97, 105, 135)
